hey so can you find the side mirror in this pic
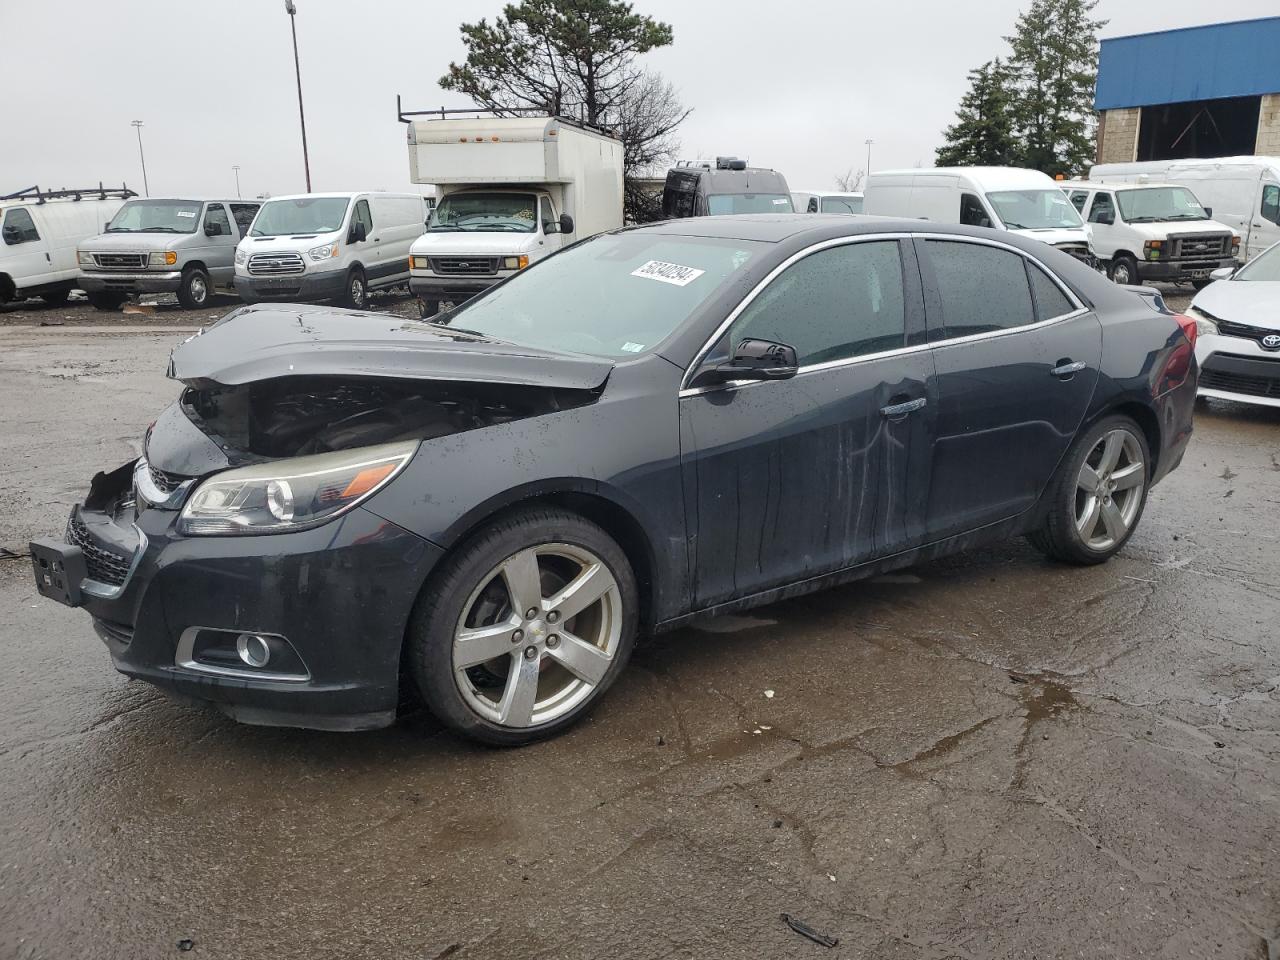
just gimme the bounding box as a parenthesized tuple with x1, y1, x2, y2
(698, 338, 799, 386)
(1, 226, 18, 244)
(1203, 206, 1213, 218)
(104, 221, 112, 232)
(558, 213, 574, 235)
(1209, 266, 1235, 281)
(350, 221, 367, 243)
(204, 221, 221, 237)
(1096, 211, 1114, 225)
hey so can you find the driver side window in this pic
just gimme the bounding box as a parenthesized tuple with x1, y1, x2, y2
(727, 241, 907, 367)
(960, 193, 991, 227)
(1088, 192, 1114, 223)
(1262, 184, 1280, 226)
(353, 199, 373, 235)
(203, 204, 231, 237)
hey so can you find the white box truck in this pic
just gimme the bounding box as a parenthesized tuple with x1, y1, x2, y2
(405, 114, 624, 317)
(1089, 156, 1280, 262)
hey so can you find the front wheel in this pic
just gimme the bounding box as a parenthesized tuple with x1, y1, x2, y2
(1108, 254, 1141, 286)
(416, 297, 439, 320)
(177, 267, 212, 309)
(40, 285, 71, 306)
(87, 292, 127, 311)
(1029, 415, 1151, 565)
(343, 267, 367, 309)
(407, 508, 638, 746)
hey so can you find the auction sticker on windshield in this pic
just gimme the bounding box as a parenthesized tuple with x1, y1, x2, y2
(631, 260, 705, 287)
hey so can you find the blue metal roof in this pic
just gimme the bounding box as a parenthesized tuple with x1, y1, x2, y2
(1095, 16, 1280, 110)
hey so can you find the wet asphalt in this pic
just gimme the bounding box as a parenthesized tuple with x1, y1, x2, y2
(1, 291, 1277, 960)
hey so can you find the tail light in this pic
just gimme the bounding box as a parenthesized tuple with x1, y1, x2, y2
(1159, 314, 1196, 391)
(1174, 313, 1197, 348)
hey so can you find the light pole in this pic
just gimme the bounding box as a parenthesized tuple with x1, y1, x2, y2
(284, 0, 312, 191)
(865, 138, 874, 178)
(131, 120, 150, 197)
(232, 165, 242, 198)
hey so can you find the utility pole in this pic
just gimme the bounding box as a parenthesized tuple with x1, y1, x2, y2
(284, 0, 312, 191)
(232, 165, 242, 198)
(131, 120, 150, 197)
(865, 138, 874, 177)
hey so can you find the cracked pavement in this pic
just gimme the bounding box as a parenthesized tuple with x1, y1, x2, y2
(0, 315, 1277, 960)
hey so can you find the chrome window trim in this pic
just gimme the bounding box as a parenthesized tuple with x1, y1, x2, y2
(678, 231, 1090, 398)
(175, 627, 311, 683)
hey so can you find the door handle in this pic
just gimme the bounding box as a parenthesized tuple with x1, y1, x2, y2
(1051, 360, 1087, 378)
(880, 397, 926, 418)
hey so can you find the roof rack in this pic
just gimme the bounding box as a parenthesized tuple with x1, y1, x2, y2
(395, 95, 613, 137)
(0, 183, 137, 204)
(673, 157, 749, 171)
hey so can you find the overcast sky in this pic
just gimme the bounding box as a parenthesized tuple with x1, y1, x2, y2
(3, 1, 1277, 199)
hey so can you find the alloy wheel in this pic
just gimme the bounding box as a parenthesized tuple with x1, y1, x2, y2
(452, 543, 622, 728)
(1075, 428, 1145, 551)
(351, 275, 366, 307)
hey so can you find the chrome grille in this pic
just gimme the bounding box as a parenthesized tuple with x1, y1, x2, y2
(148, 462, 189, 495)
(1171, 234, 1231, 259)
(93, 253, 147, 270)
(65, 514, 133, 587)
(1216, 319, 1280, 349)
(247, 252, 306, 276)
(429, 256, 499, 277)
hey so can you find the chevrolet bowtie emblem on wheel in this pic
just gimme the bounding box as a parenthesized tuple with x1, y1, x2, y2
(1261, 334, 1280, 350)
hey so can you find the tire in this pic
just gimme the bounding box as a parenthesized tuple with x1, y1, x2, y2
(1028, 415, 1151, 566)
(1108, 255, 1141, 286)
(343, 267, 367, 309)
(177, 267, 212, 309)
(417, 298, 439, 320)
(407, 507, 639, 746)
(40, 285, 71, 306)
(1191, 278, 1211, 291)
(87, 292, 127, 311)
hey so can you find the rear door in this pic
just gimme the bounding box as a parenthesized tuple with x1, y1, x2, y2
(1, 207, 52, 290)
(915, 236, 1101, 541)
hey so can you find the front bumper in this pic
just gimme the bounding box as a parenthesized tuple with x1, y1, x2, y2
(1196, 336, 1280, 407)
(409, 272, 510, 302)
(1137, 257, 1236, 281)
(31, 463, 443, 730)
(234, 269, 346, 303)
(78, 271, 182, 294)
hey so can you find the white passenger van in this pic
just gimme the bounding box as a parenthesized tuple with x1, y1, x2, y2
(234, 192, 427, 308)
(0, 185, 133, 305)
(863, 167, 1094, 263)
(1090, 156, 1280, 262)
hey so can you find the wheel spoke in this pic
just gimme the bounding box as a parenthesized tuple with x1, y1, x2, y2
(455, 620, 519, 669)
(496, 653, 541, 727)
(545, 561, 614, 623)
(500, 549, 544, 616)
(1101, 499, 1126, 542)
(1077, 494, 1101, 538)
(1111, 460, 1144, 491)
(1098, 432, 1125, 474)
(546, 630, 612, 686)
(1077, 463, 1100, 492)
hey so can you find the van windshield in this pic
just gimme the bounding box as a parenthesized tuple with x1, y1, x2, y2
(1117, 187, 1209, 223)
(105, 200, 203, 234)
(428, 193, 538, 233)
(985, 190, 1084, 230)
(250, 197, 351, 237)
(708, 193, 795, 215)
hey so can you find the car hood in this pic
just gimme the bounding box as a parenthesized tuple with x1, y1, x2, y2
(166, 304, 615, 389)
(1192, 281, 1280, 330)
(410, 231, 541, 256)
(1008, 226, 1091, 246)
(81, 231, 198, 252)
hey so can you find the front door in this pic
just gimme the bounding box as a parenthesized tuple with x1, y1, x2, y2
(1251, 181, 1280, 261)
(680, 237, 934, 608)
(200, 203, 237, 285)
(915, 236, 1102, 542)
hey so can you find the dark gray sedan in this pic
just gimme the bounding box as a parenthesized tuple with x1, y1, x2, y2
(31, 216, 1198, 744)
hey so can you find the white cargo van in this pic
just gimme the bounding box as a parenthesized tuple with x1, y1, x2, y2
(792, 190, 863, 214)
(1089, 157, 1280, 262)
(1060, 180, 1238, 287)
(405, 115, 624, 317)
(863, 167, 1094, 263)
(0, 185, 133, 305)
(234, 192, 427, 309)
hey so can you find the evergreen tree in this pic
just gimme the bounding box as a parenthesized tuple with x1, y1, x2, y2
(935, 58, 1019, 167)
(1006, 0, 1107, 176)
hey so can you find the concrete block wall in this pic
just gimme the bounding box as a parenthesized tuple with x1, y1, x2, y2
(1097, 107, 1141, 164)
(1258, 93, 1280, 155)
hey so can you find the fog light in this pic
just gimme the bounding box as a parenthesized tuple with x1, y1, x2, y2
(236, 633, 271, 668)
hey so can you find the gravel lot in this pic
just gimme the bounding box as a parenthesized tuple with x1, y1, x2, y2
(1, 286, 1276, 960)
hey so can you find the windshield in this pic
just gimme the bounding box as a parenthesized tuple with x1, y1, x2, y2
(820, 196, 863, 214)
(1234, 243, 1280, 282)
(428, 193, 538, 233)
(707, 193, 794, 215)
(250, 197, 350, 237)
(434, 233, 759, 358)
(105, 200, 202, 234)
(985, 190, 1084, 230)
(1117, 187, 1209, 223)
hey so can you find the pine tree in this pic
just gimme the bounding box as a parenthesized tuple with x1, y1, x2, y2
(935, 59, 1019, 167)
(1006, 0, 1107, 177)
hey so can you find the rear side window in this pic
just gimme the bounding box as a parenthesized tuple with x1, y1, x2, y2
(2, 208, 39, 244)
(1088, 193, 1114, 223)
(729, 240, 907, 366)
(926, 240, 1034, 338)
(230, 203, 260, 237)
(1027, 262, 1075, 321)
(959, 193, 991, 227)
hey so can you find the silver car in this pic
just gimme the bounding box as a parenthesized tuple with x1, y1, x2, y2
(77, 198, 260, 309)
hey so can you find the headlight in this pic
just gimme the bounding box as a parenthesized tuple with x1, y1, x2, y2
(1187, 306, 1218, 337)
(177, 441, 418, 536)
(149, 251, 177, 266)
(502, 255, 529, 270)
(308, 243, 339, 261)
(234, 248, 247, 266)
(1231, 236, 1241, 255)
(1143, 240, 1163, 261)
(78, 250, 94, 266)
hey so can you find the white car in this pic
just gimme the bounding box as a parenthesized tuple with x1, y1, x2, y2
(1187, 240, 1280, 407)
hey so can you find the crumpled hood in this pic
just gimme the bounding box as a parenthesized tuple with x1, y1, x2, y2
(80, 231, 197, 253)
(167, 304, 615, 390)
(1192, 280, 1280, 331)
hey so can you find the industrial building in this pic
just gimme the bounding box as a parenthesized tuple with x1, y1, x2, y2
(1094, 16, 1280, 164)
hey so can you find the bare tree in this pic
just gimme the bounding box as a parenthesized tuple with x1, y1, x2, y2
(607, 71, 690, 222)
(834, 168, 864, 192)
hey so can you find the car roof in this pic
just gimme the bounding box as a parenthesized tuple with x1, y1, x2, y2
(875, 167, 1057, 191)
(634, 214, 1057, 247)
(122, 197, 252, 203)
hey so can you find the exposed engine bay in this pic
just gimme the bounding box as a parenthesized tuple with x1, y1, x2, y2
(181, 375, 598, 459)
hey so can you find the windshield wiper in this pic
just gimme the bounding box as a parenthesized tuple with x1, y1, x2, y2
(1001, 221, 1028, 230)
(142, 227, 183, 233)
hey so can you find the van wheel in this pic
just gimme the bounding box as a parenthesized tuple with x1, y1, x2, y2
(177, 267, 212, 309)
(344, 268, 367, 309)
(1191, 278, 1211, 291)
(40, 285, 71, 306)
(1108, 255, 1141, 286)
(417, 298, 439, 319)
(87, 292, 127, 311)
(407, 507, 638, 746)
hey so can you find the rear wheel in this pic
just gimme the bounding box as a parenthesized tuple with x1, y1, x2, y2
(1108, 254, 1141, 286)
(40, 285, 71, 305)
(87, 292, 127, 311)
(1029, 415, 1150, 565)
(177, 267, 212, 309)
(407, 508, 638, 746)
